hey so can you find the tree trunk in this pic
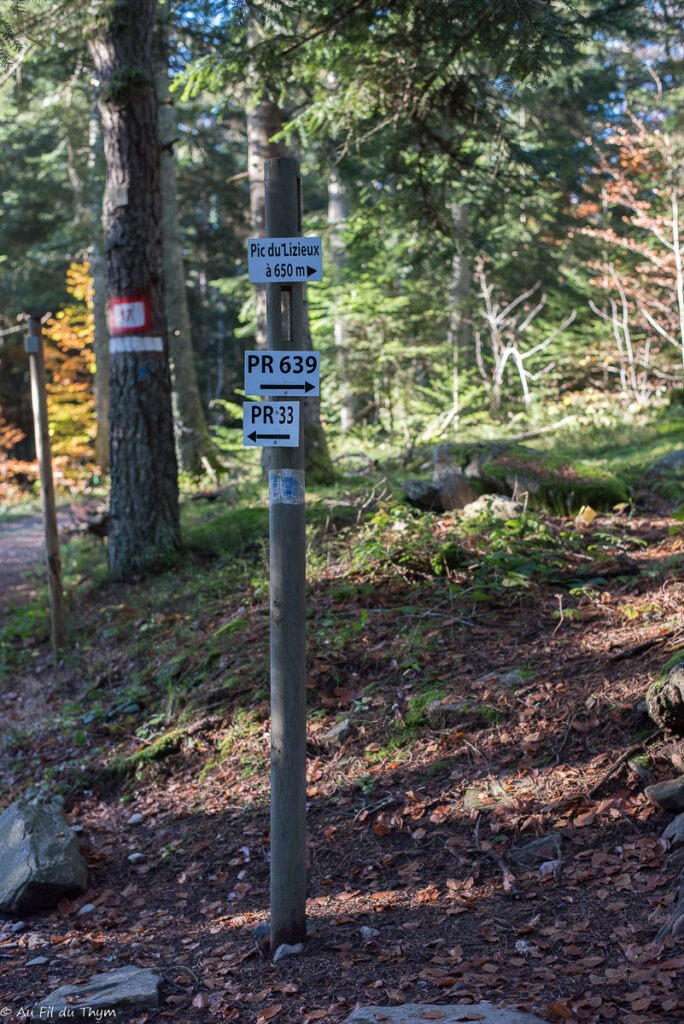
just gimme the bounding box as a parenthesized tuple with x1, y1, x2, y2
(87, 0, 179, 580)
(89, 101, 110, 471)
(247, 89, 288, 349)
(154, 8, 216, 476)
(446, 202, 472, 426)
(328, 168, 357, 432)
(246, 80, 334, 483)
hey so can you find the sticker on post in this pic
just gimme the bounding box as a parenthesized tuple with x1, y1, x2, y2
(243, 401, 299, 447)
(244, 350, 320, 397)
(247, 237, 323, 283)
(269, 469, 305, 505)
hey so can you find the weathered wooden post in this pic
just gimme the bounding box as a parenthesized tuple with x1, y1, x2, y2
(25, 316, 66, 655)
(244, 157, 323, 951)
(265, 157, 308, 949)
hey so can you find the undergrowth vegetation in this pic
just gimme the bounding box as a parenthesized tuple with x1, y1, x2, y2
(2, 403, 683, 807)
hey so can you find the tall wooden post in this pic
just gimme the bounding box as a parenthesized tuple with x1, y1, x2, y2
(266, 157, 308, 949)
(25, 317, 66, 655)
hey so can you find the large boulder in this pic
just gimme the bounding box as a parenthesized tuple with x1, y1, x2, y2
(0, 799, 88, 915)
(32, 966, 162, 1017)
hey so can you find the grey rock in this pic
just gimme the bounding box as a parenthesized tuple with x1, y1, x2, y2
(646, 666, 684, 734)
(461, 495, 524, 522)
(321, 718, 353, 746)
(346, 1002, 548, 1024)
(272, 942, 304, 962)
(404, 479, 443, 512)
(510, 833, 561, 869)
(32, 965, 161, 1017)
(127, 852, 146, 864)
(25, 957, 49, 967)
(0, 800, 88, 914)
(126, 812, 144, 826)
(663, 812, 684, 850)
(645, 776, 684, 812)
(76, 903, 96, 918)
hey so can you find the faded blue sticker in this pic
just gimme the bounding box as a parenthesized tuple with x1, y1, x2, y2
(269, 469, 305, 505)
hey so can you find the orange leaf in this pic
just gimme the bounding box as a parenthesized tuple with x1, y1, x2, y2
(546, 1002, 574, 1020)
(257, 1005, 283, 1024)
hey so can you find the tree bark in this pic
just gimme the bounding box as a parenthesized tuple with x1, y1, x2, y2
(328, 168, 357, 432)
(87, 0, 179, 579)
(446, 202, 472, 425)
(154, 8, 216, 476)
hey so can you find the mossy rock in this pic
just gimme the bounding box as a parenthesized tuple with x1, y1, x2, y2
(432, 442, 630, 514)
(646, 666, 684, 734)
(479, 448, 630, 514)
(645, 449, 684, 504)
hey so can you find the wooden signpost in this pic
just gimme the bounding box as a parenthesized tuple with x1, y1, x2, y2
(25, 316, 66, 656)
(244, 158, 321, 950)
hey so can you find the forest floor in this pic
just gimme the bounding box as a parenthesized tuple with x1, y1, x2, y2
(1, 484, 684, 1024)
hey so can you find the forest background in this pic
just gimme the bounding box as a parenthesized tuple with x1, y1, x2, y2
(2, 0, 684, 503)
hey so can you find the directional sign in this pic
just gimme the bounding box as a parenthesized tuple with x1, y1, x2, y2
(243, 401, 300, 447)
(244, 350, 320, 398)
(247, 237, 323, 284)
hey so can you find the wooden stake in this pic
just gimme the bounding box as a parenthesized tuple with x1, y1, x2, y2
(265, 158, 308, 950)
(25, 316, 66, 655)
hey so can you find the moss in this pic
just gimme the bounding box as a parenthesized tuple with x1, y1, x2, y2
(430, 541, 470, 575)
(104, 729, 183, 778)
(481, 448, 630, 514)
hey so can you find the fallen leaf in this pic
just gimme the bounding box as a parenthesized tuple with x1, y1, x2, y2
(257, 1005, 283, 1024)
(547, 1002, 574, 1020)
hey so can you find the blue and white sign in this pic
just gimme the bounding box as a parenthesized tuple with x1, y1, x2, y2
(247, 237, 323, 283)
(244, 350, 320, 398)
(243, 401, 300, 447)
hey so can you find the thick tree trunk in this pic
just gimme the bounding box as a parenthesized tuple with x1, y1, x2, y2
(246, 85, 334, 483)
(247, 94, 288, 349)
(87, 0, 179, 579)
(154, 10, 216, 476)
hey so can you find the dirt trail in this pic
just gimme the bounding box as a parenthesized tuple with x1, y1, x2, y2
(0, 512, 70, 607)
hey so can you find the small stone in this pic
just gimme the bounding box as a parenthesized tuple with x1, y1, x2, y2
(126, 813, 144, 826)
(272, 942, 304, 962)
(76, 903, 96, 918)
(359, 926, 380, 943)
(321, 718, 353, 746)
(253, 922, 270, 948)
(25, 957, 49, 967)
(510, 833, 561, 868)
(127, 852, 146, 864)
(645, 777, 684, 812)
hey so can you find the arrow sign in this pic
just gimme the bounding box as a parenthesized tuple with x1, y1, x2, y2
(243, 401, 300, 447)
(247, 237, 323, 283)
(260, 381, 315, 393)
(244, 350, 320, 397)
